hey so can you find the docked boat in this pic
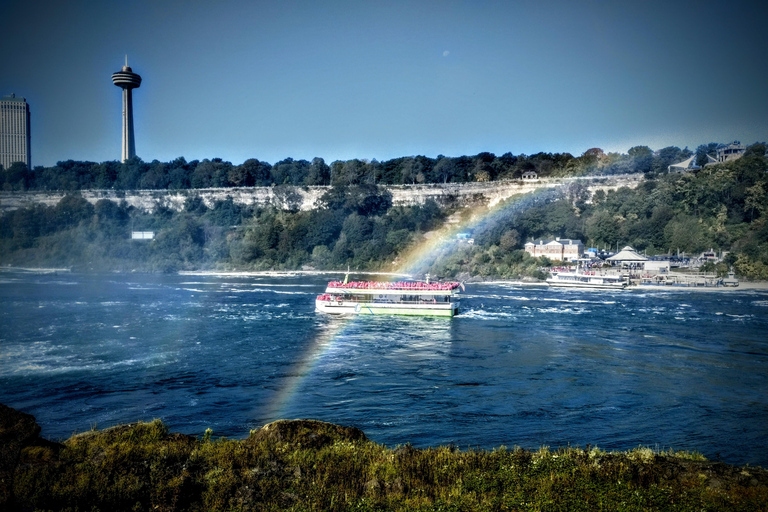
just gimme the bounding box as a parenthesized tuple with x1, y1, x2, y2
(721, 271, 739, 287)
(546, 268, 628, 289)
(315, 277, 462, 317)
(639, 272, 730, 288)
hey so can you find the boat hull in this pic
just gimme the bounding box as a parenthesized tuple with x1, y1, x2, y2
(546, 281, 627, 290)
(315, 299, 458, 317)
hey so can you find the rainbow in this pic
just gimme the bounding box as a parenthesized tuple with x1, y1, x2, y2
(265, 316, 352, 421)
(396, 185, 563, 276)
(265, 184, 566, 421)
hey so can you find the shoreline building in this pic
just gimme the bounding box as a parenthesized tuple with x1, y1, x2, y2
(525, 238, 584, 262)
(111, 57, 142, 162)
(0, 93, 31, 170)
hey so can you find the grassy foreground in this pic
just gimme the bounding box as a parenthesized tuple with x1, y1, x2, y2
(5, 415, 768, 511)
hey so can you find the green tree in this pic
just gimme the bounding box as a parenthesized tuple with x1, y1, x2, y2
(310, 245, 332, 268)
(331, 159, 367, 186)
(744, 181, 767, 221)
(299, 209, 342, 250)
(54, 195, 95, 229)
(92, 161, 120, 189)
(585, 210, 623, 248)
(628, 146, 653, 173)
(154, 215, 206, 268)
(499, 229, 520, 252)
(305, 157, 330, 185)
(3, 162, 31, 190)
(167, 158, 192, 189)
(652, 146, 690, 175)
(385, 229, 412, 254)
(319, 185, 392, 216)
(578, 148, 605, 173)
(140, 160, 169, 189)
(340, 213, 373, 246)
(431, 157, 457, 183)
(92, 199, 129, 238)
(190, 160, 215, 188)
(206, 197, 247, 227)
(664, 214, 707, 254)
(397, 158, 425, 184)
(115, 157, 147, 190)
(271, 158, 311, 185)
(184, 195, 208, 214)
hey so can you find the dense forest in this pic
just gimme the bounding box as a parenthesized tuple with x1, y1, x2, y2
(1, 143, 766, 279)
(0, 145, 699, 191)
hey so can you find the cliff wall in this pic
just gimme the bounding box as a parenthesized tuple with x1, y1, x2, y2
(0, 174, 643, 213)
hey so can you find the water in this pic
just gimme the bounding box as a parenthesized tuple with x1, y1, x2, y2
(1, 271, 767, 466)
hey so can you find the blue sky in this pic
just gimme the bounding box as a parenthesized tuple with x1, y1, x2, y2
(2, 0, 766, 167)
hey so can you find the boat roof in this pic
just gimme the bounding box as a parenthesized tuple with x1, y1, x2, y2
(326, 287, 459, 296)
(325, 280, 462, 294)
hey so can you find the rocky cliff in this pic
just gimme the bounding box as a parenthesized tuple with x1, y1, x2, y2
(0, 174, 643, 213)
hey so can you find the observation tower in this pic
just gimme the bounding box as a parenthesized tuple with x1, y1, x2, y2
(111, 56, 142, 162)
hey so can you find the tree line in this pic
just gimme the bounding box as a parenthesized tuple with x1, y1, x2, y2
(0, 144, 701, 192)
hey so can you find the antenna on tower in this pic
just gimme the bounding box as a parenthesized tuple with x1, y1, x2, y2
(125, 55, 128, 67)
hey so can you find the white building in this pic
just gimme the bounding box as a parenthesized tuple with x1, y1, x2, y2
(606, 246, 648, 267)
(705, 141, 746, 166)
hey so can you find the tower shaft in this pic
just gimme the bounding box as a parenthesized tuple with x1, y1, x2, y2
(121, 87, 136, 162)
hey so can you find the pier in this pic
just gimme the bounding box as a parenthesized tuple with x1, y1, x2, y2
(634, 271, 727, 288)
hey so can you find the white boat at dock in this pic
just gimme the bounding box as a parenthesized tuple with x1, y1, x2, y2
(722, 271, 739, 287)
(316, 277, 462, 317)
(546, 268, 628, 290)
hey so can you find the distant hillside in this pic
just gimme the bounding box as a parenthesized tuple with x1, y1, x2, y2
(1, 144, 766, 280)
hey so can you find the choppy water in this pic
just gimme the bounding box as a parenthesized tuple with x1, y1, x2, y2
(1, 271, 767, 466)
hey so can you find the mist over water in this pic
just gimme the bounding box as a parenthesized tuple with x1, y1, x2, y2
(1, 271, 767, 466)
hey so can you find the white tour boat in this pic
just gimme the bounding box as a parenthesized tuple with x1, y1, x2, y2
(315, 277, 462, 317)
(546, 268, 628, 290)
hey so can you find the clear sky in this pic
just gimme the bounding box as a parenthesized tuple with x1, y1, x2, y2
(2, 0, 767, 168)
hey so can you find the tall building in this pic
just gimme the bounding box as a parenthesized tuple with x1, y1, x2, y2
(0, 93, 31, 170)
(111, 57, 142, 162)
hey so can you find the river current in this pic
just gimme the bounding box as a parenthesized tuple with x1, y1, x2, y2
(1, 271, 767, 466)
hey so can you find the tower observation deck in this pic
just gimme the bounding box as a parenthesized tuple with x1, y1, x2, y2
(111, 57, 142, 162)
